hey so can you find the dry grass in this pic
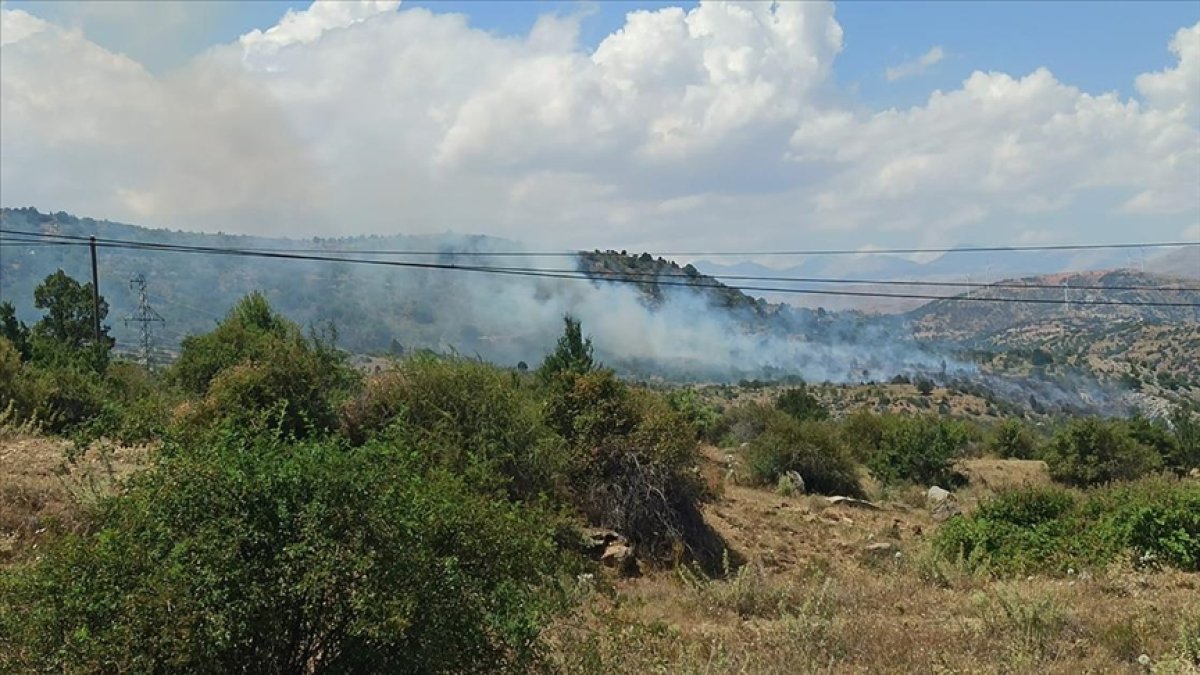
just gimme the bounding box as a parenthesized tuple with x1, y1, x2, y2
(2, 431, 1196, 672)
(545, 451, 1200, 673)
(0, 432, 147, 562)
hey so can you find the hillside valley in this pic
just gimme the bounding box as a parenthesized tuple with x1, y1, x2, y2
(3, 208, 1197, 416)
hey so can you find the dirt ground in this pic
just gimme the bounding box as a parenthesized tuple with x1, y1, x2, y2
(0, 433, 146, 561)
(546, 451, 1200, 673)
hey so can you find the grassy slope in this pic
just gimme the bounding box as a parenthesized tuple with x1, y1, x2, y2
(546, 447, 1200, 673)
(9, 430, 1195, 672)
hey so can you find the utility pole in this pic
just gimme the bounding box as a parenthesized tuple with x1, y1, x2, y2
(1063, 280, 1070, 315)
(90, 235, 101, 345)
(124, 273, 165, 368)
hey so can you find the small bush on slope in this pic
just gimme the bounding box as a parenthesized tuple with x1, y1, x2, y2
(742, 416, 863, 497)
(1042, 417, 1161, 487)
(935, 477, 1200, 575)
(866, 415, 968, 487)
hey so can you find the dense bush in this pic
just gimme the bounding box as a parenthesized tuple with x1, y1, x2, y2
(742, 416, 863, 497)
(173, 293, 358, 439)
(936, 477, 1200, 575)
(340, 356, 567, 501)
(1168, 406, 1200, 473)
(665, 388, 719, 442)
(988, 418, 1040, 460)
(840, 409, 887, 463)
(546, 368, 720, 566)
(0, 434, 573, 673)
(775, 384, 827, 422)
(865, 415, 968, 486)
(711, 402, 787, 448)
(1042, 418, 1161, 487)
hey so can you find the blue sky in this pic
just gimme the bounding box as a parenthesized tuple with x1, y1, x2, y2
(10, 0, 1196, 109)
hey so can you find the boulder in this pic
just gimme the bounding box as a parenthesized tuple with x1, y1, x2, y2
(926, 485, 961, 521)
(600, 543, 638, 576)
(926, 486, 952, 504)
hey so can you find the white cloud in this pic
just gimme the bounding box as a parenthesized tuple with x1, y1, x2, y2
(239, 0, 400, 63)
(1136, 22, 1200, 124)
(0, 3, 1196, 253)
(884, 45, 944, 82)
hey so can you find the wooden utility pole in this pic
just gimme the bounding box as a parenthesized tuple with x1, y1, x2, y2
(90, 235, 101, 344)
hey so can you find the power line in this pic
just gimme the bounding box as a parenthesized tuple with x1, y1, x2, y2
(2, 227, 1195, 257)
(7, 233, 1194, 292)
(3, 231, 1198, 308)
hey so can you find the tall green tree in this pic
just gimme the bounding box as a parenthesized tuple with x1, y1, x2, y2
(537, 315, 595, 383)
(0, 301, 30, 361)
(1169, 405, 1200, 473)
(29, 270, 114, 368)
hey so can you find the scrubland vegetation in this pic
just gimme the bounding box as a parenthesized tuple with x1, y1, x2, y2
(1, 271, 1198, 672)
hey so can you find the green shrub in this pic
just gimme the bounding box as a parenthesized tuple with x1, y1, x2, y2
(0, 434, 573, 673)
(1167, 406, 1200, 474)
(866, 415, 968, 486)
(665, 388, 719, 442)
(547, 370, 721, 567)
(743, 417, 862, 497)
(935, 478, 1200, 575)
(988, 418, 1040, 459)
(537, 315, 595, 384)
(775, 384, 827, 422)
(0, 338, 34, 422)
(1043, 418, 1161, 487)
(340, 356, 567, 501)
(25, 363, 112, 435)
(711, 402, 787, 448)
(840, 409, 886, 463)
(172, 294, 357, 440)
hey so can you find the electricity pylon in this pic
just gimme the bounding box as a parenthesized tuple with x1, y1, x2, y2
(124, 273, 165, 368)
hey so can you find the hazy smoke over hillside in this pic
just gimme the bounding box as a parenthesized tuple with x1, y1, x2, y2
(3, 208, 1172, 416)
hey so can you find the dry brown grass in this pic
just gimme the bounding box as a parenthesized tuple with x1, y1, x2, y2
(0, 433, 147, 562)
(545, 452, 1200, 673)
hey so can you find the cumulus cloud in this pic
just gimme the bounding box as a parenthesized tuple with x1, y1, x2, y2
(1136, 22, 1200, 124)
(884, 45, 943, 82)
(0, 3, 1196, 252)
(790, 65, 1200, 238)
(239, 0, 400, 63)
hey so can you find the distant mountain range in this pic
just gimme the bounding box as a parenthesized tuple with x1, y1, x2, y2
(694, 243, 1199, 311)
(2, 207, 1196, 409)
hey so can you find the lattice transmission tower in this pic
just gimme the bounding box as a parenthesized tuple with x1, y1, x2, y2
(124, 273, 165, 367)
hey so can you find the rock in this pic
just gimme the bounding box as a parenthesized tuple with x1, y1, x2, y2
(777, 470, 806, 496)
(1188, 468, 1200, 479)
(931, 500, 962, 522)
(865, 542, 896, 554)
(600, 543, 638, 576)
(581, 527, 626, 558)
(825, 496, 881, 510)
(926, 486, 952, 504)
(926, 486, 961, 522)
